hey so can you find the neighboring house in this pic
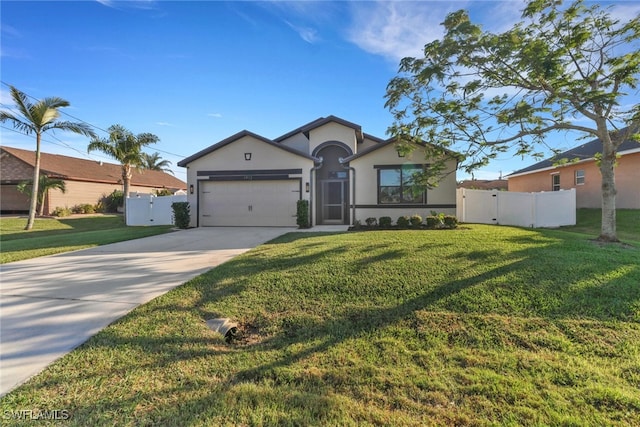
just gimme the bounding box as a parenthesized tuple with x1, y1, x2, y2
(458, 179, 508, 191)
(178, 115, 459, 227)
(507, 130, 640, 209)
(0, 146, 186, 214)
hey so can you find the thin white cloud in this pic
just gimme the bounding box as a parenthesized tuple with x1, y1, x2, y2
(95, 0, 157, 11)
(606, 2, 640, 23)
(1, 24, 22, 38)
(346, 1, 464, 63)
(207, 113, 222, 118)
(286, 21, 320, 44)
(346, 1, 529, 63)
(156, 122, 173, 127)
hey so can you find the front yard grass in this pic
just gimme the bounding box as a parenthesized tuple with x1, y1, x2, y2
(0, 215, 173, 263)
(560, 209, 640, 244)
(1, 225, 638, 425)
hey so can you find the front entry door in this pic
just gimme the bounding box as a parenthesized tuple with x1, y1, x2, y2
(321, 180, 346, 224)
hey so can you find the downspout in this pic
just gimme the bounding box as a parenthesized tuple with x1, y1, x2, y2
(340, 157, 356, 225)
(309, 156, 323, 227)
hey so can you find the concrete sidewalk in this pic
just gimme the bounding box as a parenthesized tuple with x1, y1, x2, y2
(0, 227, 294, 397)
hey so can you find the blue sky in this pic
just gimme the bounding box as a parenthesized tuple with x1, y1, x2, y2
(1, 0, 638, 183)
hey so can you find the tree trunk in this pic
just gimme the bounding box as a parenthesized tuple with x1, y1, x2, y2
(598, 141, 618, 242)
(122, 165, 131, 219)
(25, 133, 41, 230)
(38, 185, 46, 216)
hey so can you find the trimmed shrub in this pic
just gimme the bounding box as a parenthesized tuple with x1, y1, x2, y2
(410, 214, 423, 227)
(379, 216, 392, 228)
(397, 215, 410, 228)
(51, 206, 72, 217)
(443, 215, 458, 229)
(365, 217, 377, 227)
(296, 200, 310, 228)
(72, 203, 96, 214)
(425, 216, 440, 229)
(172, 202, 191, 229)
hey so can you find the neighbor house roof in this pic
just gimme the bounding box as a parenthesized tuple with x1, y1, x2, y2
(177, 130, 318, 167)
(508, 127, 640, 177)
(457, 179, 508, 190)
(1, 146, 186, 189)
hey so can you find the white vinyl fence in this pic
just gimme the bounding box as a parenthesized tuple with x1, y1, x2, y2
(126, 194, 187, 226)
(456, 188, 576, 228)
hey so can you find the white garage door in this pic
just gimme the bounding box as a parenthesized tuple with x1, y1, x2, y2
(199, 180, 300, 226)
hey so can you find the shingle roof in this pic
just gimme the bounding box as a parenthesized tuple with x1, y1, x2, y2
(1, 146, 186, 189)
(509, 127, 640, 176)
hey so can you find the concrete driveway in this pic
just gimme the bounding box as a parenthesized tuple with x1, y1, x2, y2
(0, 227, 292, 397)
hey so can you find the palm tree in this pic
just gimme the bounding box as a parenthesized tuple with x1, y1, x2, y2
(87, 124, 159, 216)
(17, 175, 67, 216)
(0, 86, 96, 230)
(141, 152, 174, 174)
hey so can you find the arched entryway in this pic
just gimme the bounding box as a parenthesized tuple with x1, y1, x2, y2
(313, 142, 351, 225)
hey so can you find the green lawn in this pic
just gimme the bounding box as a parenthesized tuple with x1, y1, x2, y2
(0, 215, 173, 263)
(1, 224, 638, 426)
(560, 209, 640, 244)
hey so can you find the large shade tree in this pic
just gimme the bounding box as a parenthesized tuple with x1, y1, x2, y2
(0, 86, 96, 230)
(87, 124, 159, 216)
(385, 0, 639, 242)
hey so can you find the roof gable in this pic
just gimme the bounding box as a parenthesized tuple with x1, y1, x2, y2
(274, 115, 364, 143)
(342, 136, 462, 163)
(1, 146, 185, 189)
(177, 130, 316, 167)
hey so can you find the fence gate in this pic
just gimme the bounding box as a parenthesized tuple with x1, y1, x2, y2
(126, 195, 187, 226)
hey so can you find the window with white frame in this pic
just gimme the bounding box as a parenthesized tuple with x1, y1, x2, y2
(552, 174, 560, 191)
(575, 169, 585, 185)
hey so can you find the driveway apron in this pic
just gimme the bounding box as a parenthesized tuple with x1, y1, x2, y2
(0, 227, 290, 397)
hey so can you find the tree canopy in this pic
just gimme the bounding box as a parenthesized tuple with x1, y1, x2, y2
(88, 124, 159, 216)
(385, 0, 639, 242)
(141, 152, 174, 174)
(0, 86, 96, 230)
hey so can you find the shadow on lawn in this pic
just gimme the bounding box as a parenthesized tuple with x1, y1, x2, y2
(8, 229, 640, 424)
(0, 216, 125, 241)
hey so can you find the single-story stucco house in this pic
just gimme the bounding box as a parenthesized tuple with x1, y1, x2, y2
(507, 128, 640, 209)
(1, 146, 186, 215)
(177, 115, 459, 227)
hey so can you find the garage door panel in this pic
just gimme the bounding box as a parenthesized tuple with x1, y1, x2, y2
(200, 180, 299, 227)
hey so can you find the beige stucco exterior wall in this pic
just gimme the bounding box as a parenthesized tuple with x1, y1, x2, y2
(308, 123, 357, 155)
(182, 135, 314, 227)
(278, 133, 310, 153)
(349, 143, 458, 222)
(507, 151, 640, 209)
(359, 136, 382, 151)
(45, 181, 175, 214)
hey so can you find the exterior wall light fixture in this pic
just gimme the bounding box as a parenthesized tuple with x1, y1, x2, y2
(189, 184, 194, 194)
(305, 182, 310, 192)
(244, 152, 252, 161)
